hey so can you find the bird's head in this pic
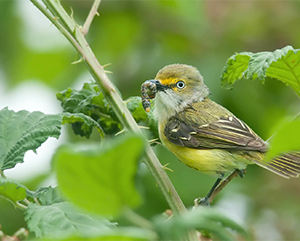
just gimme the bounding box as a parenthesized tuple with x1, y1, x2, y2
(150, 64, 210, 121)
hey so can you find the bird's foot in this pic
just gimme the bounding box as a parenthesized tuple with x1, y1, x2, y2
(194, 197, 210, 207)
(238, 169, 247, 178)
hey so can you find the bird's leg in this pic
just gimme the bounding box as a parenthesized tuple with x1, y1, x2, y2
(195, 169, 244, 207)
(196, 176, 223, 206)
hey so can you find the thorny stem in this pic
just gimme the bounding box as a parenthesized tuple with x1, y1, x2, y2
(81, 0, 101, 36)
(28, 3, 199, 240)
(31, 0, 185, 212)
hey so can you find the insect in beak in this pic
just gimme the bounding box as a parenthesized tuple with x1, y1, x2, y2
(141, 79, 159, 112)
(141, 79, 169, 112)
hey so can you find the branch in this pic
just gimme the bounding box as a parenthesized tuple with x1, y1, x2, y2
(209, 169, 240, 203)
(29, 2, 196, 238)
(30, 0, 180, 210)
(16, 201, 28, 211)
(81, 0, 101, 36)
(31, 0, 84, 55)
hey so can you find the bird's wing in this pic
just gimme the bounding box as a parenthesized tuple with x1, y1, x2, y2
(164, 113, 267, 152)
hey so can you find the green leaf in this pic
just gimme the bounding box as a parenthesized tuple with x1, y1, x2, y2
(33, 186, 64, 206)
(126, 97, 158, 140)
(57, 82, 121, 135)
(244, 46, 297, 81)
(193, 208, 249, 239)
(57, 83, 157, 138)
(221, 45, 300, 95)
(0, 108, 62, 170)
(54, 135, 145, 217)
(146, 107, 159, 140)
(126, 96, 148, 123)
(154, 207, 250, 241)
(25, 202, 116, 238)
(61, 112, 105, 138)
(265, 119, 300, 162)
(0, 177, 27, 206)
(266, 47, 300, 94)
(221, 52, 252, 89)
(0, 108, 103, 171)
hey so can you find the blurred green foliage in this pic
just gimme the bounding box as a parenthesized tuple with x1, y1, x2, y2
(0, 0, 300, 240)
(54, 135, 144, 217)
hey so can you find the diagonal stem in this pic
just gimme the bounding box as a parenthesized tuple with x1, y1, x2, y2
(28, 2, 200, 239)
(29, 0, 193, 225)
(81, 0, 101, 36)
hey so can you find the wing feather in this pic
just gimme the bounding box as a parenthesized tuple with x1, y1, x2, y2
(164, 109, 267, 152)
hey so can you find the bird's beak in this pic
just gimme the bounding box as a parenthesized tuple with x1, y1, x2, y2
(148, 79, 169, 91)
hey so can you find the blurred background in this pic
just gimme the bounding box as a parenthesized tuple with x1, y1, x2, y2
(0, 0, 300, 240)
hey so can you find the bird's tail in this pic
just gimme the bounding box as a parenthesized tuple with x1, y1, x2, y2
(253, 151, 300, 178)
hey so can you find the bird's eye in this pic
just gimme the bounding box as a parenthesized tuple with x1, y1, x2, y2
(176, 81, 185, 89)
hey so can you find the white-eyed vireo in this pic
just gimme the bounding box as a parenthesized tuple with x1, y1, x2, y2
(142, 64, 300, 205)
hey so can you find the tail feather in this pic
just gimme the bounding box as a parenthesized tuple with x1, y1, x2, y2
(254, 151, 300, 178)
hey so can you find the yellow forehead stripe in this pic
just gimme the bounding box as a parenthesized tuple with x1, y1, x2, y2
(157, 77, 178, 86)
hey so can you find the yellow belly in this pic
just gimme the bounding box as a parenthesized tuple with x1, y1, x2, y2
(159, 123, 251, 176)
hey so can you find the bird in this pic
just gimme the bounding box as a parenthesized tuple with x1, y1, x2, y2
(142, 63, 300, 205)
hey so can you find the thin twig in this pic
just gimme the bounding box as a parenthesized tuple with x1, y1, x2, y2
(34, 198, 41, 205)
(124, 209, 154, 230)
(16, 201, 28, 211)
(72, 58, 83, 65)
(209, 169, 240, 203)
(23, 198, 31, 205)
(267, 111, 300, 142)
(81, 0, 101, 36)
